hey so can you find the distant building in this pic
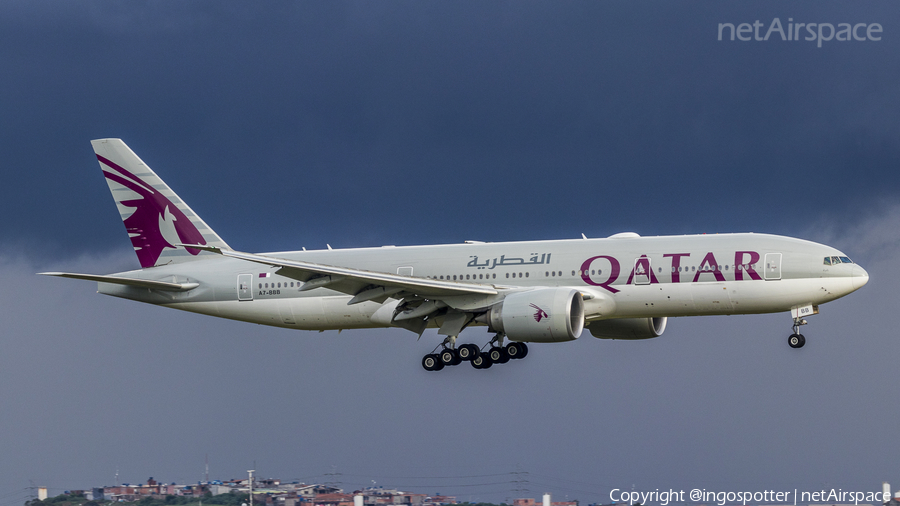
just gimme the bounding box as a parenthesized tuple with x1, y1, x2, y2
(209, 484, 234, 496)
(514, 498, 576, 506)
(426, 495, 457, 505)
(301, 485, 344, 497)
(358, 488, 426, 506)
(315, 492, 355, 506)
(88, 488, 105, 501)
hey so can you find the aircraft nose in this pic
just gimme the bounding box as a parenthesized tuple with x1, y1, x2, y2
(852, 264, 869, 290)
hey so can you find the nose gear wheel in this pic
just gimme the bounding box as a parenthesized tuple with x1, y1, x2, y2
(788, 317, 808, 349)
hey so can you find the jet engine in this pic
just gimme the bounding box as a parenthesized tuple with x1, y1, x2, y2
(588, 317, 668, 340)
(482, 288, 585, 342)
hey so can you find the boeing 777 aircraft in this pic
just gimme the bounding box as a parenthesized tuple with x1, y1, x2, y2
(42, 139, 869, 371)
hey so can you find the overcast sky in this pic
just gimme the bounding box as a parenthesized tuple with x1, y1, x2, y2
(2, 1, 899, 504)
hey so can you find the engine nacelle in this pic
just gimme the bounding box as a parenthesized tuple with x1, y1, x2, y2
(483, 288, 585, 343)
(588, 317, 668, 340)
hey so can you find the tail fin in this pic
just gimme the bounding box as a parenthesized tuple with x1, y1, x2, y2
(91, 138, 230, 268)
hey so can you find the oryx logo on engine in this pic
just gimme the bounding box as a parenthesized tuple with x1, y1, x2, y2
(529, 303, 548, 322)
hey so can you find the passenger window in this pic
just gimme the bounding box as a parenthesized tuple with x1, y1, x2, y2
(525, 272, 529, 278)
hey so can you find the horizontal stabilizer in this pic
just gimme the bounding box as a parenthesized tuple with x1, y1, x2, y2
(38, 272, 199, 292)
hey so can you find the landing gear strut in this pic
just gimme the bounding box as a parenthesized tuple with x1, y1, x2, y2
(788, 317, 807, 349)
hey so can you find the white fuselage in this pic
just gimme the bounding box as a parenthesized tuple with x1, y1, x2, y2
(96, 232, 868, 331)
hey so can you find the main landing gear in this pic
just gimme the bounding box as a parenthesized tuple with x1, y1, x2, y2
(788, 317, 807, 349)
(421, 333, 528, 371)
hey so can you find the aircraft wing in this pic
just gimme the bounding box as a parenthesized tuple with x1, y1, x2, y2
(186, 245, 499, 303)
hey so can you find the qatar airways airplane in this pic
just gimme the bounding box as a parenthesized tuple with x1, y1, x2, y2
(42, 139, 869, 371)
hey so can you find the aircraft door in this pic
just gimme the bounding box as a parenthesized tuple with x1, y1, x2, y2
(238, 274, 253, 301)
(764, 253, 782, 280)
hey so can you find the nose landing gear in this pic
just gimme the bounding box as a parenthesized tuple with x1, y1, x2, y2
(788, 317, 807, 349)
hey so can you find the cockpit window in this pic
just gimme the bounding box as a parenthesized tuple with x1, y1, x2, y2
(831, 256, 841, 265)
(839, 256, 853, 264)
(823, 257, 832, 265)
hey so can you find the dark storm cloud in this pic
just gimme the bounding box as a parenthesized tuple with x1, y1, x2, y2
(2, 0, 899, 501)
(4, 1, 900, 261)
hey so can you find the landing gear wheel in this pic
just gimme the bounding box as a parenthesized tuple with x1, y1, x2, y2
(440, 348, 459, 366)
(423, 354, 443, 371)
(457, 344, 479, 362)
(489, 346, 509, 364)
(505, 342, 527, 359)
(788, 333, 806, 349)
(471, 352, 493, 369)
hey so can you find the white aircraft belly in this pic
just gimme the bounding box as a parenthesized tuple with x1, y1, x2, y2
(168, 297, 387, 331)
(609, 277, 856, 318)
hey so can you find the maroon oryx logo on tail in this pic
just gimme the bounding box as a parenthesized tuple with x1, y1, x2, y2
(529, 303, 549, 322)
(97, 154, 206, 268)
